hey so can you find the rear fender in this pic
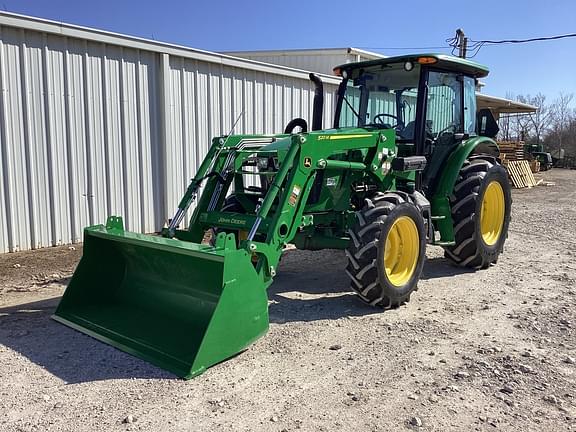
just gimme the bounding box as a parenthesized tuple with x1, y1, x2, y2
(429, 136, 498, 244)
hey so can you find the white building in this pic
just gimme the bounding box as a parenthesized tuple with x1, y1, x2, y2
(0, 12, 343, 253)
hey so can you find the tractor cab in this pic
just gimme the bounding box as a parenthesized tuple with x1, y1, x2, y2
(333, 54, 490, 192)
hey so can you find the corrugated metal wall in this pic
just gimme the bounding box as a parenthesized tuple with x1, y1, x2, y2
(226, 53, 356, 76)
(0, 13, 339, 252)
(222, 49, 384, 76)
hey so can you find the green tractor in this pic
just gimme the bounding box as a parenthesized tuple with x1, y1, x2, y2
(532, 151, 553, 171)
(54, 54, 512, 379)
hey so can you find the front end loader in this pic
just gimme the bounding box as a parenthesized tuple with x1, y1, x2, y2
(54, 54, 512, 378)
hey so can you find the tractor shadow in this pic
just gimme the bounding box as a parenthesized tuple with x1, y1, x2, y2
(268, 248, 475, 324)
(420, 256, 476, 280)
(268, 248, 378, 323)
(0, 297, 175, 383)
(0, 250, 473, 383)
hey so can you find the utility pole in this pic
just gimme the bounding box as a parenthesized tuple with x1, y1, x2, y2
(456, 29, 468, 59)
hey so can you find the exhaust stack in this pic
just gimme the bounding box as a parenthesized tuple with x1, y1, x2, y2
(309, 73, 324, 131)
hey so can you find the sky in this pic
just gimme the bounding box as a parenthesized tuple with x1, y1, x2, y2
(4, 0, 576, 105)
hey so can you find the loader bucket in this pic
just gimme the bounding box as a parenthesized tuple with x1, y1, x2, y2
(53, 218, 269, 379)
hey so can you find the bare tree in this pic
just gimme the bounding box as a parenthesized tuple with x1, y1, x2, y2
(521, 93, 553, 145)
(497, 92, 528, 141)
(498, 114, 511, 141)
(497, 93, 513, 141)
(542, 93, 576, 158)
(549, 92, 575, 152)
(496, 91, 576, 158)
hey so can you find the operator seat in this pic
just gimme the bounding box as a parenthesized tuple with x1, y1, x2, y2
(398, 121, 416, 140)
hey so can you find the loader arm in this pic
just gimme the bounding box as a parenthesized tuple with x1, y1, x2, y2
(170, 130, 392, 283)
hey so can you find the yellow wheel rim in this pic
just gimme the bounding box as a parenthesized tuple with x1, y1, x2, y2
(480, 181, 505, 246)
(384, 216, 420, 287)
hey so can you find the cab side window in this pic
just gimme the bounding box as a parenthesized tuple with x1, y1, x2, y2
(463, 76, 477, 135)
(425, 71, 462, 137)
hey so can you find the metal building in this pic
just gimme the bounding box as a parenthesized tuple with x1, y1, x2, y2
(0, 12, 341, 253)
(221, 47, 385, 75)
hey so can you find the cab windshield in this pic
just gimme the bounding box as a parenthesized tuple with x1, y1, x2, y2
(336, 61, 476, 143)
(337, 63, 421, 140)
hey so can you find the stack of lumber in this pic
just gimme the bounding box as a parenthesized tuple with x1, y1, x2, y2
(497, 141, 525, 161)
(505, 160, 537, 188)
(497, 141, 539, 188)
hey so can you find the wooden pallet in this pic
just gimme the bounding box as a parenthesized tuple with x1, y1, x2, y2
(497, 141, 525, 161)
(505, 160, 537, 188)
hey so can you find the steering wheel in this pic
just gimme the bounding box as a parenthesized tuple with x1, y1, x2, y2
(284, 118, 308, 134)
(373, 113, 403, 129)
(435, 123, 458, 138)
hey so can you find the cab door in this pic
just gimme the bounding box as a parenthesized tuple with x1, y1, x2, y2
(422, 71, 477, 191)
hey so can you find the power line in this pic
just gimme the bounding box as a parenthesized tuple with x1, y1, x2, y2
(447, 30, 576, 59)
(360, 31, 576, 58)
(471, 33, 576, 45)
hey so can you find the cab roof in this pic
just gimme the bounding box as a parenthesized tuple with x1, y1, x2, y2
(335, 53, 490, 78)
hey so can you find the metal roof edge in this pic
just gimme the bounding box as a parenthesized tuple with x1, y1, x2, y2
(476, 92, 537, 112)
(346, 47, 386, 59)
(222, 47, 361, 56)
(221, 47, 386, 60)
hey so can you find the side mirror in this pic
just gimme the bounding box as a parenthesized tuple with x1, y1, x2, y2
(476, 108, 499, 138)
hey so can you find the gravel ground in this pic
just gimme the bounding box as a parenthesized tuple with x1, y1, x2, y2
(1, 169, 575, 432)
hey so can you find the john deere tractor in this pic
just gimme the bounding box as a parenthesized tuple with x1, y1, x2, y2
(54, 54, 512, 379)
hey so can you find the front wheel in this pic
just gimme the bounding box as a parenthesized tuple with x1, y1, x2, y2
(444, 156, 512, 268)
(345, 192, 426, 308)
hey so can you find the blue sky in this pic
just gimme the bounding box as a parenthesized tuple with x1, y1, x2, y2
(6, 0, 576, 104)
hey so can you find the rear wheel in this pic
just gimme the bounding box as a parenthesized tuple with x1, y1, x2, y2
(345, 192, 426, 308)
(444, 156, 512, 268)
